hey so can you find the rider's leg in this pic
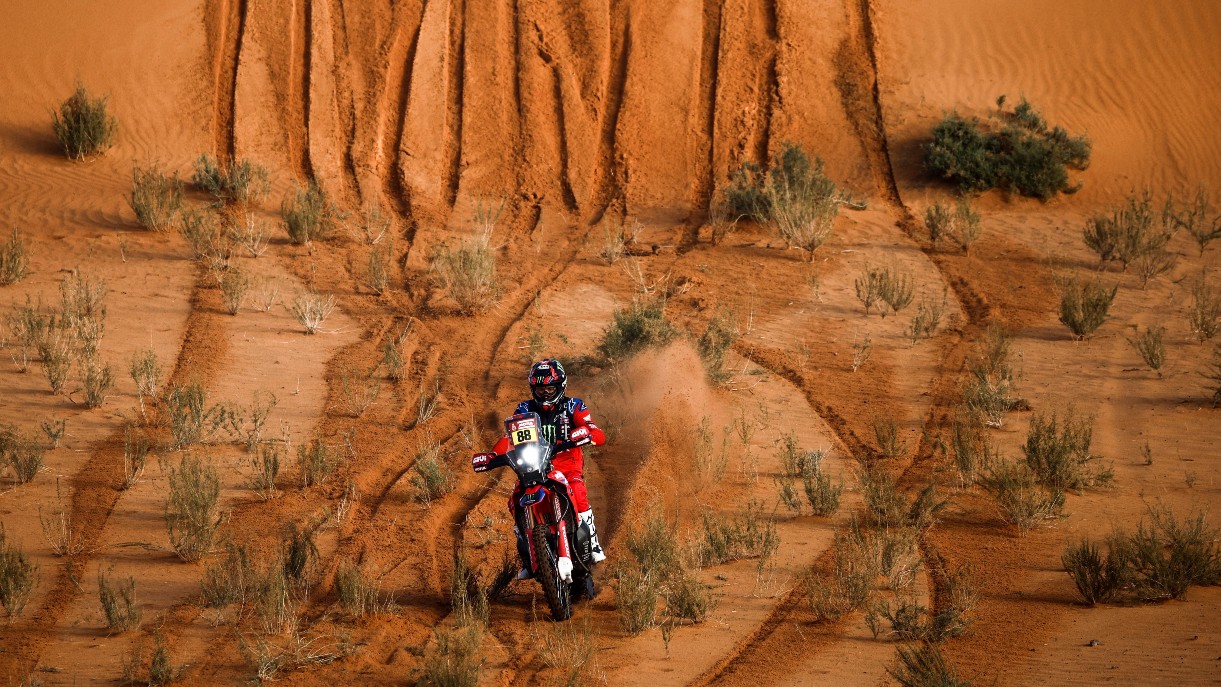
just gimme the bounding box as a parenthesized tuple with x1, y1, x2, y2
(564, 471, 607, 563)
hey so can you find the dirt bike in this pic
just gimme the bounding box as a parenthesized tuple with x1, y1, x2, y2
(472, 411, 596, 621)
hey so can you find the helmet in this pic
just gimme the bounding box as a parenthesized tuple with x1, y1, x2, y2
(528, 359, 567, 408)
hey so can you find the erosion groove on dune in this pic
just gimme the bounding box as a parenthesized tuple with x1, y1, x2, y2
(208, 0, 248, 159)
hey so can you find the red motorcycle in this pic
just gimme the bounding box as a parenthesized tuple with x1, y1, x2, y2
(472, 412, 596, 620)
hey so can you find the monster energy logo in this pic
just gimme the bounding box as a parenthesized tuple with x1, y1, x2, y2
(540, 425, 557, 443)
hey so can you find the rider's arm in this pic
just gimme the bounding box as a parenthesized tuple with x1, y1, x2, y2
(566, 399, 606, 448)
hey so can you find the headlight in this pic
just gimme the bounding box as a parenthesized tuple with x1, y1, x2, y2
(516, 444, 542, 471)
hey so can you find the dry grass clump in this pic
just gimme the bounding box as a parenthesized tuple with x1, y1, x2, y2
(52, 84, 117, 160)
(365, 242, 394, 295)
(908, 289, 948, 343)
(978, 458, 1063, 535)
(0, 525, 38, 620)
(247, 443, 282, 500)
(925, 197, 982, 253)
(164, 381, 224, 448)
(773, 434, 842, 517)
(164, 454, 222, 562)
(1175, 188, 1221, 255)
(535, 616, 605, 687)
(962, 326, 1020, 428)
(289, 291, 336, 334)
(282, 182, 339, 245)
(339, 365, 381, 417)
(39, 486, 82, 557)
(297, 436, 341, 488)
(122, 629, 177, 686)
(417, 625, 483, 687)
(335, 560, 394, 618)
(1061, 538, 1128, 605)
(430, 230, 498, 315)
(696, 308, 739, 384)
(411, 440, 454, 505)
(121, 424, 149, 490)
(599, 217, 641, 264)
(98, 569, 142, 633)
(220, 266, 251, 315)
(128, 164, 184, 231)
(0, 229, 29, 286)
(803, 520, 878, 620)
(179, 208, 237, 269)
(1082, 191, 1179, 287)
(200, 542, 256, 609)
(613, 513, 715, 634)
(193, 154, 271, 205)
(1, 427, 45, 485)
(129, 348, 162, 421)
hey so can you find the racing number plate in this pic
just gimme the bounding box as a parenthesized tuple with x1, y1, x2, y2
(509, 418, 539, 446)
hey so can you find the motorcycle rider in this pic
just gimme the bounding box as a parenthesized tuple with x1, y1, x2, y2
(473, 359, 607, 581)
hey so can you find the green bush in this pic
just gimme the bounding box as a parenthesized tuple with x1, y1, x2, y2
(597, 299, 675, 362)
(1022, 409, 1109, 494)
(1126, 325, 1166, 373)
(925, 97, 1090, 199)
(128, 164, 184, 231)
(1123, 506, 1220, 601)
(52, 84, 117, 160)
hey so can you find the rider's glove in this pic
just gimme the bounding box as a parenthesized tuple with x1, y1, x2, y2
(568, 427, 592, 447)
(471, 452, 495, 473)
(557, 556, 573, 583)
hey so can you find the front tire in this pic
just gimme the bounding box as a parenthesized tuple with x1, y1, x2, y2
(532, 522, 572, 621)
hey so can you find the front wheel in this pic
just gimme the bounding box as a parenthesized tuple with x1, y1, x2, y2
(532, 522, 572, 621)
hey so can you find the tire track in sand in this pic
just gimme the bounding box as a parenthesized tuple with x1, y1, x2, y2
(207, 0, 247, 160)
(442, 0, 467, 208)
(586, 5, 631, 227)
(377, 2, 426, 241)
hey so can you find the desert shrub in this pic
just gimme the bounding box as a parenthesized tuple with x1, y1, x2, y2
(0, 229, 29, 286)
(281, 182, 338, 245)
(225, 210, 270, 258)
(297, 437, 340, 487)
(924, 197, 981, 253)
(697, 500, 780, 567)
(410, 441, 454, 504)
(201, 542, 255, 608)
(1121, 506, 1220, 601)
(696, 308, 739, 384)
(612, 562, 660, 635)
(0, 526, 37, 620)
(52, 84, 117, 160)
(860, 467, 907, 529)
(1174, 188, 1221, 255)
(281, 521, 319, 591)
(41, 418, 65, 448)
(289, 291, 336, 334)
(339, 366, 380, 417)
(925, 97, 1090, 199)
(908, 290, 948, 343)
(366, 242, 393, 295)
(962, 327, 1020, 427)
(873, 416, 906, 458)
(248, 443, 281, 499)
(1083, 192, 1178, 287)
(430, 238, 498, 315)
(179, 208, 236, 268)
(129, 348, 162, 421)
(37, 328, 74, 395)
(950, 415, 990, 483)
(599, 217, 639, 264)
(165, 381, 222, 448)
(450, 551, 488, 628)
(414, 374, 443, 426)
(1022, 409, 1109, 494)
(165, 454, 222, 562)
(801, 451, 843, 517)
(98, 569, 142, 632)
(851, 333, 872, 372)
(220, 266, 250, 315)
(39, 489, 82, 556)
(356, 202, 392, 244)
(419, 625, 482, 687)
(761, 143, 847, 261)
(722, 161, 768, 219)
(804, 520, 877, 620)
(536, 617, 602, 687)
(81, 357, 113, 408)
(1062, 538, 1128, 605)
(978, 459, 1063, 534)
(1059, 278, 1117, 340)
(854, 267, 883, 314)
(2, 428, 45, 484)
(1206, 345, 1221, 406)
(887, 644, 974, 687)
(663, 569, 713, 624)
(1126, 325, 1166, 373)
(128, 164, 184, 231)
(192, 154, 271, 205)
(627, 513, 680, 577)
(691, 417, 727, 485)
(596, 299, 675, 362)
(5, 295, 49, 371)
(1188, 275, 1221, 342)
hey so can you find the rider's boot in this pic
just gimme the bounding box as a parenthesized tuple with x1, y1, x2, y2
(514, 525, 533, 580)
(578, 509, 607, 563)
